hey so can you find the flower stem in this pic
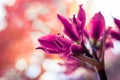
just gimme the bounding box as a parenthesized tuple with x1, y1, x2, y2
(98, 69, 107, 80)
(72, 54, 108, 80)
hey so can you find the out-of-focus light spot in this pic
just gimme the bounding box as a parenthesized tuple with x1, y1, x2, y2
(53, 0, 66, 15)
(25, 64, 41, 79)
(33, 20, 50, 34)
(69, 67, 94, 79)
(38, 5, 49, 15)
(112, 41, 120, 55)
(57, 73, 70, 80)
(65, 0, 74, 3)
(15, 58, 27, 71)
(5, 0, 16, 6)
(42, 59, 65, 72)
(2, 69, 22, 80)
(25, 4, 49, 20)
(29, 52, 44, 64)
(40, 72, 60, 80)
(69, 67, 87, 78)
(31, 32, 45, 45)
(31, 20, 50, 44)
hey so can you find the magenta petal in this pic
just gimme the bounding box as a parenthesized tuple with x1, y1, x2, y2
(113, 18, 120, 30)
(56, 35, 72, 49)
(38, 35, 58, 49)
(90, 12, 105, 39)
(37, 34, 72, 54)
(72, 15, 82, 37)
(83, 30, 89, 39)
(106, 41, 113, 49)
(73, 15, 81, 26)
(70, 44, 84, 55)
(111, 30, 120, 40)
(37, 47, 66, 53)
(57, 14, 79, 41)
(77, 4, 86, 29)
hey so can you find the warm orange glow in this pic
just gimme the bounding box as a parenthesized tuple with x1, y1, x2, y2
(67, 1, 79, 17)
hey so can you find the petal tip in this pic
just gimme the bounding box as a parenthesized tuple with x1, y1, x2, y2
(79, 4, 83, 8)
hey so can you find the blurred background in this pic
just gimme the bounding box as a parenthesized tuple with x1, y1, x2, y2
(0, 0, 120, 80)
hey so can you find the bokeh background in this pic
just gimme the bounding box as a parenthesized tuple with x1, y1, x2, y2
(0, 0, 120, 80)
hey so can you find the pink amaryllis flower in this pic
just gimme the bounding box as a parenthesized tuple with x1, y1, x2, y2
(37, 4, 114, 80)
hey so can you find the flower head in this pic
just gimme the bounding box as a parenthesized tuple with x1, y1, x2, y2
(37, 4, 113, 75)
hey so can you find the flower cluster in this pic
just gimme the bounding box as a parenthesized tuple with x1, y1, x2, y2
(37, 4, 119, 75)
